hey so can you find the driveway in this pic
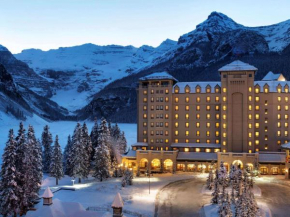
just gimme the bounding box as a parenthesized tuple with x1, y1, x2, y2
(155, 177, 210, 217)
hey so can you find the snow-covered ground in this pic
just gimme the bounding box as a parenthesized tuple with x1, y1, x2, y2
(39, 172, 200, 217)
(0, 111, 137, 163)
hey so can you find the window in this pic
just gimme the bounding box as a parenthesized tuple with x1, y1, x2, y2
(165, 106, 169, 111)
(206, 105, 211, 111)
(196, 86, 201, 93)
(285, 123, 289, 128)
(175, 122, 179, 128)
(143, 98, 147, 102)
(278, 114, 281, 120)
(248, 123, 252, 129)
(196, 97, 201, 103)
(223, 114, 226, 120)
(186, 114, 189, 119)
(206, 86, 211, 93)
(249, 114, 252, 120)
(255, 132, 259, 137)
(165, 122, 169, 127)
(265, 100, 268, 106)
(215, 96, 219, 102)
(165, 97, 169, 102)
(151, 105, 154, 110)
(143, 130, 147, 135)
(196, 105, 200, 111)
(255, 105, 259, 111)
(265, 109, 268, 115)
(151, 122, 154, 127)
(255, 123, 259, 129)
(216, 131, 219, 137)
(223, 88, 227, 93)
(205, 148, 211, 153)
(175, 97, 179, 103)
(249, 96, 252, 101)
(223, 133, 226, 138)
(143, 114, 147, 119)
(216, 114, 220, 119)
(196, 114, 200, 119)
(249, 105, 252, 111)
(196, 122, 200, 128)
(206, 114, 211, 119)
(196, 131, 200, 136)
(278, 122, 281, 128)
(175, 139, 178, 143)
(175, 114, 179, 119)
(285, 86, 289, 93)
(223, 105, 227, 111)
(165, 139, 169, 144)
(278, 96, 281, 102)
(255, 140, 259, 145)
(151, 131, 154, 136)
(175, 131, 179, 136)
(264, 87, 269, 93)
(186, 97, 189, 103)
(143, 122, 147, 127)
(184, 148, 189, 152)
(174, 87, 179, 93)
(249, 132, 252, 138)
(206, 122, 210, 128)
(223, 123, 226, 129)
(143, 105, 147, 111)
(255, 96, 259, 102)
(249, 87, 252, 92)
(185, 131, 189, 136)
(285, 131, 288, 137)
(223, 96, 227, 102)
(255, 87, 260, 93)
(175, 105, 179, 111)
(265, 126, 268, 132)
(143, 90, 147, 95)
(185, 86, 190, 93)
(249, 141, 252, 146)
(185, 122, 189, 128)
(216, 123, 220, 128)
(215, 105, 219, 111)
(278, 105, 281, 111)
(165, 131, 168, 136)
(206, 96, 210, 102)
(265, 136, 268, 141)
(223, 141, 226, 146)
(285, 105, 289, 111)
(286, 114, 289, 120)
(165, 89, 169, 94)
(215, 88, 220, 93)
(185, 105, 189, 111)
(255, 114, 260, 120)
(278, 87, 282, 93)
(277, 131, 281, 136)
(196, 148, 200, 152)
(286, 97, 289, 102)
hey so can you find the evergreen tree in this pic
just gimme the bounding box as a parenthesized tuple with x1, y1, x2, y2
(121, 168, 133, 187)
(218, 193, 232, 217)
(0, 129, 21, 217)
(211, 169, 220, 204)
(207, 166, 214, 190)
(50, 135, 64, 185)
(82, 123, 93, 177)
(111, 123, 121, 140)
(63, 135, 73, 175)
(41, 125, 53, 173)
(93, 118, 111, 181)
(26, 125, 43, 206)
(90, 118, 99, 160)
(71, 123, 87, 183)
(15, 122, 29, 213)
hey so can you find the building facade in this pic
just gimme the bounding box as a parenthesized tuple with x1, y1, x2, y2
(123, 60, 288, 175)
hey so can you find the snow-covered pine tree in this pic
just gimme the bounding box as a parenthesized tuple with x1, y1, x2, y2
(15, 122, 29, 213)
(26, 125, 43, 206)
(122, 168, 133, 187)
(71, 123, 87, 183)
(230, 185, 236, 205)
(111, 123, 121, 140)
(50, 135, 64, 185)
(63, 135, 73, 175)
(93, 118, 111, 181)
(0, 129, 22, 216)
(206, 167, 214, 190)
(119, 131, 127, 155)
(82, 123, 93, 177)
(41, 125, 53, 173)
(211, 169, 220, 204)
(218, 192, 232, 217)
(90, 118, 99, 160)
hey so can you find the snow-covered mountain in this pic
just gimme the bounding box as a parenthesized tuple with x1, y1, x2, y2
(14, 40, 177, 111)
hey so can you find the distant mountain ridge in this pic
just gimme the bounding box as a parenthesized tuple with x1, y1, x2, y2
(3, 11, 290, 122)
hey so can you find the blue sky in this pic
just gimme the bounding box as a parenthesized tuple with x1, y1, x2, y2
(0, 0, 290, 53)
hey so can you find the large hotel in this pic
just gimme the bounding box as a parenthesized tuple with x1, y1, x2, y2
(122, 60, 290, 176)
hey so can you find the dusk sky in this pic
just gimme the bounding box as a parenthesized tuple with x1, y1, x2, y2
(1, 0, 290, 53)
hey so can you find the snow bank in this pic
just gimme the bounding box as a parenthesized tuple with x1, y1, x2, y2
(201, 184, 262, 196)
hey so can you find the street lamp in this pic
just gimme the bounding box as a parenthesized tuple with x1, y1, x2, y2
(146, 169, 151, 194)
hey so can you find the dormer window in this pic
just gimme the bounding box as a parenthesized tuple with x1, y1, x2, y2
(215, 85, 220, 93)
(254, 85, 260, 94)
(196, 85, 201, 93)
(174, 86, 179, 93)
(263, 84, 269, 93)
(206, 85, 211, 93)
(277, 85, 282, 93)
(185, 85, 190, 93)
(285, 85, 289, 93)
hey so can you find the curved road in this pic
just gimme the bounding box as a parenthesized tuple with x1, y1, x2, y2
(155, 176, 290, 217)
(155, 178, 210, 217)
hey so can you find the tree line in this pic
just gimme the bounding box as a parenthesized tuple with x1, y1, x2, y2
(0, 118, 127, 216)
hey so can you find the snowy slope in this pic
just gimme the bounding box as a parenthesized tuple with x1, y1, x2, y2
(14, 40, 177, 111)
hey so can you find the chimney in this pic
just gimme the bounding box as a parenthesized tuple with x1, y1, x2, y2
(111, 193, 124, 217)
(42, 187, 54, 206)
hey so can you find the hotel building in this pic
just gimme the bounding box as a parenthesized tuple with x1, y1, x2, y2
(123, 60, 290, 176)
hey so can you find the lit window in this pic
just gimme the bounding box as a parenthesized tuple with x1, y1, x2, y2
(207, 114, 211, 119)
(165, 105, 169, 110)
(206, 122, 210, 128)
(248, 114, 252, 120)
(215, 105, 219, 111)
(216, 123, 220, 128)
(215, 140, 219, 144)
(265, 100, 268, 106)
(175, 105, 179, 111)
(255, 96, 259, 102)
(207, 105, 211, 111)
(165, 89, 169, 94)
(196, 139, 200, 143)
(255, 140, 259, 145)
(151, 97, 154, 102)
(264, 87, 269, 93)
(265, 144, 268, 150)
(223, 123, 226, 129)
(143, 98, 147, 102)
(285, 87, 289, 93)
(143, 114, 147, 119)
(215, 131, 219, 137)
(185, 148, 189, 152)
(206, 97, 211, 102)
(196, 86, 201, 93)
(175, 131, 179, 136)
(174, 87, 179, 93)
(196, 114, 200, 119)
(286, 114, 289, 120)
(175, 97, 179, 103)
(278, 122, 281, 128)
(248, 123, 252, 129)
(223, 96, 226, 102)
(165, 131, 169, 136)
(265, 118, 268, 123)
(196, 131, 200, 136)
(223, 141, 226, 146)
(223, 133, 226, 138)
(185, 122, 189, 128)
(265, 126, 268, 132)
(223, 105, 227, 111)
(165, 97, 169, 102)
(285, 123, 289, 128)
(249, 96, 252, 101)
(143, 130, 147, 135)
(248, 105, 252, 111)
(265, 109, 268, 115)
(196, 148, 200, 152)
(285, 105, 289, 111)
(285, 131, 289, 137)
(175, 122, 179, 128)
(151, 90, 154, 94)
(185, 139, 189, 143)
(255, 132, 259, 137)
(196, 122, 200, 128)
(255, 123, 259, 129)
(186, 131, 189, 136)
(249, 87, 252, 92)
(277, 140, 281, 145)
(196, 97, 201, 103)
(143, 122, 147, 127)
(216, 114, 220, 119)
(223, 114, 226, 120)
(175, 114, 179, 119)
(215, 88, 220, 93)
(143, 90, 147, 95)
(186, 97, 189, 103)
(185, 87, 190, 93)
(165, 139, 169, 144)
(265, 136, 268, 141)
(206, 87, 211, 93)
(249, 141, 252, 146)
(185, 105, 189, 111)
(278, 87, 282, 93)
(277, 131, 281, 136)
(205, 148, 211, 153)
(223, 88, 227, 93)
(143, 105, 147, 111)
(255, 114, 259, 120)
(249, 150, 252, 153)
(186, 114, 189, 119)
(165, 122, 169, 127)
(255, 87, 260, 93)
(278, 96, 281, 102)
(278, 105, 281, 111)
(249, 132, 252, 138)
(255, 105, 259, 111)
(286, 97, 289, 102)
(196, 105, 200, 111)
(143, 138, 147, 143)
(215, 96, 219, 102)
(278, 114, 281, 120)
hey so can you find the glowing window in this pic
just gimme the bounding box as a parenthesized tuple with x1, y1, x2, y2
(205, 148, 211, 153)
(186, 131, 189, 136)
(285, 105, 289, 111)
(196, 122, 200, 128)
(165, 89, 169, 94)
(185, 122, 189, 128)
(216, 123, 220, 128)
(255, 140, 259, 145)
(223, 133, 226, 138)
(196, 97, 201, 103)
(185, 87, 190, 93)
(223, 105, 227, 111)
(175, 131, 179, 136)
(255, 96, 259, 102)
(186, 97, 189, 103)
(206, 122, 210, 128)
(249, 87, 252, 92)
(175, 122, 179, 128)
(143, 90, 147, 95)
(175, 114, 179, 119)
(277, 131, 281, 136)
(249, 105, 252, 111)
(286, 97, 289, 102)
(216, 114, 220, 119)
(278, 96, 281, 102)
(207, 114, 211, 119)
(206, 97, 211, 102)
(278, 105, 281, 111)
(143, 105, 147, 111)
(174, 87, 179, 93)
(196, 114, 200, 119)
(215, 105, 219, 111)
(278, 122, 281, 128)
(223, 115, 226, 120)
(186, 114, 189, 119)
(216, 131, 219, 136)
(278, 87, 282, 93)
(278, 114, 281, 120)
(255, 132, 259, 137)
(196, 131, 200, 136)
(286, 114, 289, 120)
(215, 96, 219, 102)
(249, 96, 252, 101)
(249, 132, 252, 138)
(206, 105, 211, 111)
(255, 123, 259, 128)
(175, 139, 179, 143)
(249, 123, 252, 129)
(223, 96, 227, 102)
(175, 97, 179, 103)
(223, 123, 226, 129)
(175, 106, 179, 111)
(196, 148, 200, 152)
(196, 105, 200, 111)
(255, 105, 259, 111)
(255, 114, 260, 120)
(223, 88, 227, 93)
(255, 87, 259, 93)
(185, 148, 189, 152)
(143, 98, 147, 102)
(143, 114, 147, 119)
(248, 114, 252, 120)
(185, 105, 189, 111)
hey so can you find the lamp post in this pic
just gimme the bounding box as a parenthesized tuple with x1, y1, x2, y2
(146, 169, 151, 194)
(71, 179, 75, 186)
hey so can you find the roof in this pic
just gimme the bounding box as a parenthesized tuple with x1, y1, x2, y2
(173, 81, 220, 93)
(254, 81, 290, 92)
(131, 142, 148, 147)
(26, 199, 108, 217)
(42, 187, 54, 198)
(258, 153, 286, 163)
(281, 142, 290, 150)
(112, 193, 124, 208)
(171, 143, 221, 148)
(218, 60, 257, 72)
(262, 71, 286, 81)
(177, 152, 217, 161)
(139, 72, 178, 81)
(123, 150, 136, 158)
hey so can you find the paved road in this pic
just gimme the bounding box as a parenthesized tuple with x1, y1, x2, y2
(256, 182, 290, 217)
(155, 178, 210, 217)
